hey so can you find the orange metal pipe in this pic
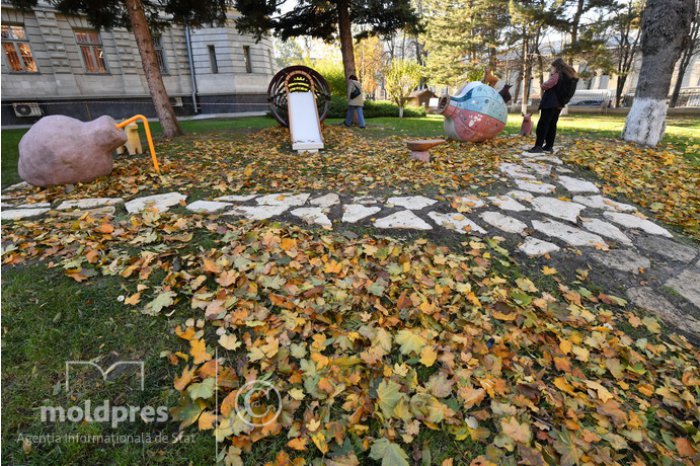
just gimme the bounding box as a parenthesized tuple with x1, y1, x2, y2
(115, 114, 160, 174)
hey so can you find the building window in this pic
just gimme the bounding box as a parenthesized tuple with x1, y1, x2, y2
(243, 45, 252, 73)
(74, 29, 107, 73)
(208, 45, 218, 73)
(1, 24, 38, 72)
(153, 34, 167, 74)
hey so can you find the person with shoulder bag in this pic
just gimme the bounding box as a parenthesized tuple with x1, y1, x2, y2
(527, 58, 578, 153)
(344, 75, 366, 129)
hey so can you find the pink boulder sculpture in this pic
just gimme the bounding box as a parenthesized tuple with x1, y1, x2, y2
(437, 82, 508, 142)
(18, 115, 126, 187)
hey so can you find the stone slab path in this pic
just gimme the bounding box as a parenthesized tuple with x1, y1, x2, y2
(3, 148, 700, 341)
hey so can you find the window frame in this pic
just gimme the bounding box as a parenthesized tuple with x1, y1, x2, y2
(152, 34, 168, 75)
(1, 24, 38, 73)
(243, 45, 252, 74)
(73, 28, 109, 74)
(208, 44, 218, 74)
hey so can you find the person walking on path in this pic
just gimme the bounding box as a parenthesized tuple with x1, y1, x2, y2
(528, 58, 578, 153)
(344, 75, 366, 129)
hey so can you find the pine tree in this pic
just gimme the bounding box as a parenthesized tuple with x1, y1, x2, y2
(233, 0, 420, 80)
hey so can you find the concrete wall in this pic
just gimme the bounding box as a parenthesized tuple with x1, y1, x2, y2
(1, 4, 275, 125)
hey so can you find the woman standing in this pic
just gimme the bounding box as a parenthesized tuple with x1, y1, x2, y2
(344, 75, 366, 129)
(528, 58, 578, 153)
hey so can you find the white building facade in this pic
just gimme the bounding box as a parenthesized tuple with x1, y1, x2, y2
(1, 2, 276, 126)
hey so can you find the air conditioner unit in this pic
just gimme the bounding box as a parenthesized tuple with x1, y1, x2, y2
(171, 96, 184, 107)
(13, 102, 42, 117)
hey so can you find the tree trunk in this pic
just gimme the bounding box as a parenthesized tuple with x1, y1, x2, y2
(124, 0, 182, 138)
(521, 35, 529, 115)
(622, 0, 696, 146)
(336, 0, 357, 80)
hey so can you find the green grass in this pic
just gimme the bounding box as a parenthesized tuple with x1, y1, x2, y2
(2, 113, 698, 187)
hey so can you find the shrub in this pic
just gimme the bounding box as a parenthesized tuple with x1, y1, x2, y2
(326, 96, 427, 118)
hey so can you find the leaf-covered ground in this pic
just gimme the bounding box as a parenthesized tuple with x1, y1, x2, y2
(2, 122, 700, 465)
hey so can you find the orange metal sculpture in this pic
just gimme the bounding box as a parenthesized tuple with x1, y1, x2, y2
(115, 114, 160, 174)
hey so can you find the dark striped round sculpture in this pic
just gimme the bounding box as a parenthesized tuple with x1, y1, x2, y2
(268, 66, 331, 127)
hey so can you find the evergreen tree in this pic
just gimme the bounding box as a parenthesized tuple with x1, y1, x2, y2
(233, 0, 420, 80)
(12, 0, 231, 138)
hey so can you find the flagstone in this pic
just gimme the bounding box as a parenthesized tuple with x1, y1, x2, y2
(488, 195, 529, 212)
(256, 193, 309, 206)
(186, 200, 232, 213)
(531, 219, 607, 247)
(428, 211, 486, 234)
(518, 237, 560, 257)
(665, 269, 700, 308)
(531, 197, 585, 222)
(341, 204, 381, 223)
(603, 212, 672, 238)
(591, 249, 650, 273)
(626, 287, 700, 337)
(452, 195, 486, 210)
(58, 206, 116, 217)
(572, 195, 636, 212)
(124, 192, 187, 213)
(227, 205, 288, 220)
(386, 195, 437, 210)
(215, 194, 257, 202)
(1, 207, 50, 220)
(374, 210, 432, 230)
(635, 236, 697, 263)
(499, 162, 536, 179)
(352, 195, 382, 204)
(57, 197, 123, 210)
(479, 211, 527, 234)
(513, 179, 556, 194)
(309, 193, 340, 208)
(522, 161, 552, 176)
(290, 207, 332, 227)
(507, 190, 535, 203)
(557, 175, 600, 193)
(581, 218, 632, 245)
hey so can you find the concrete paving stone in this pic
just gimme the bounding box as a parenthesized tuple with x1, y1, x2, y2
(557, 175, 600, 193)
(57, 197, 123, 210)
(428, 211, 486, 234)
(518, 237, 561, 257)
(386, 195, 437, 210)
(488, 195, 529, 212)
(352, 195, 382, 204)
(581, 217, 632, 245)
(532, 155, 563, 165)
(215, 194, 257, 202)
(479, 211, 528, 234)
(290, 207, 332, 227)
(665, 269, 700, 308)
(226, 205, 288, 220)
(14, 202, 51, 209)
(635, 236, 698, 263)
(1, 207, 50, 220)
(507, 190, 535, 203)
(374, 210, 433, 230)
(531, 197, 586, 223)
(342, 204, 381, 223)
(557, 167, 573, 173)
(124, 192, 187, 213)
(531, 219, 607, 247)
(626, 287, 700, 337)
(452, 195, 486, 210)
(572, 195, 636, 212)
(513, 179, 557, 194)
(309, 193, 340, 208)
(58, 206, 116, 217)
(256, 193, 310, 207)
(186, 200, 232, 213)
(522, 161, 552, 176)
(2, 181, 29, 192)
(499, 162, 536, 179)
(590, 249, 651, 273)
(603, 212, 672, 238)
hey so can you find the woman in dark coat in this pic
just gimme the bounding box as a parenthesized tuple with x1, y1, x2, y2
(528, 58, 578, 153)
